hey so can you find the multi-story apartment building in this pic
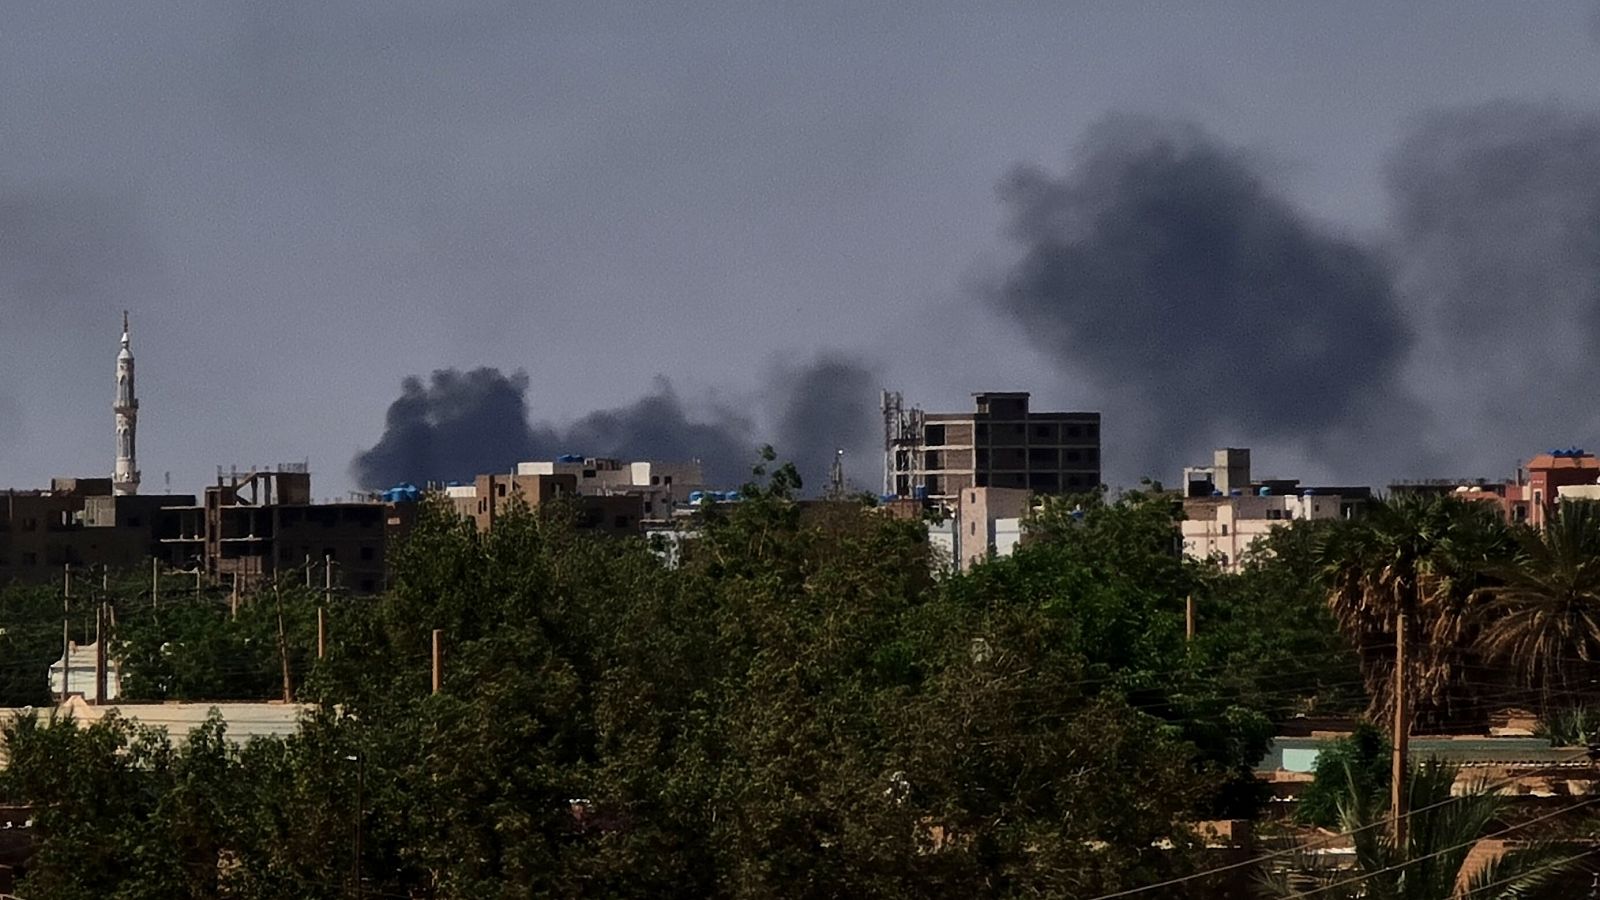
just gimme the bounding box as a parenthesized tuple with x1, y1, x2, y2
(889, 392, 1100, 503)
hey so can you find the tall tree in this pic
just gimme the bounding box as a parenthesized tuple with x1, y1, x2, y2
(1473, 500, 1600, 709)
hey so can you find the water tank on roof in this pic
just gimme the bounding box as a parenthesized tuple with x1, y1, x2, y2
(913, 486, 928, 500)
(1258, 486, 1271, 496)
(1211, 490, 1223, 497)
(558, 453, 584, 463)
(1229, 489, 1242, 497)
(688, 491, 706, 504)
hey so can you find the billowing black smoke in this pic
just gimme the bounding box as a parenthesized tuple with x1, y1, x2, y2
(1387, 100, 1600, 475)
(350, 368, 543, 490)
(990, 116, 1414, 480)
(770, 352, 882, 493)
(352, 355, 879, 492)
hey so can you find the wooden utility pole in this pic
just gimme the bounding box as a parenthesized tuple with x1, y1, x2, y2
(231, 572, 240, 620)
(1391, 607, 1411, 847)
(60, 565, 70, 704)
(431, 629, 443, 694)
(93, 603, 107, 706)
(1185, 594, 1196, 642)
(317, 606, 327, 660)
(151, 558, 159, 609)
(274, 586, 294, 703)
(324, 554, 333, 604)
(305, 554, 313, 589)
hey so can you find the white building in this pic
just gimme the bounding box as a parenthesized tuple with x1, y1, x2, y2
(1181, 492, 1343, 573)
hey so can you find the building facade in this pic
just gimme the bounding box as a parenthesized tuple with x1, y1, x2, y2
(890, 392, 1100, 503)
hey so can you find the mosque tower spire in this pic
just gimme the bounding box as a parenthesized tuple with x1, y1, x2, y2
(113, 310, 140, 496)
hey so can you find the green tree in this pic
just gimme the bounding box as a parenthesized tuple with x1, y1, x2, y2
(1472, 500, 1600, 708)
(1320, 494, 1510, 727)
(1266, 760, 1582, 899)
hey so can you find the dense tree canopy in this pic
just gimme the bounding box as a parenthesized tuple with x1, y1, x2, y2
(3, 473, 1600, 896)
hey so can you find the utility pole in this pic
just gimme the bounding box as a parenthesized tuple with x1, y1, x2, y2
(231, 572, 240, 620)
(1185, 594, 1196, 642)
(274, 586, 293, 703)
(305, 553, 312, 589)
(431, 629, 443, 694)
(324, 553, 333, 605)
(93, 603, 107, 706)
(60, 565, 71, 704)
(151, 557, 159, 610)
(317, 606, 327, 660)
(1391, 607, 1411, 847)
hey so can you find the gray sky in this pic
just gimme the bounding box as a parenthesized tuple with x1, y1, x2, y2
(4, 3, 1600, 496)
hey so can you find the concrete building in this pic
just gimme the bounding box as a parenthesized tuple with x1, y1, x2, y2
(1392, 449, 1598, 528)
(887, 392, 1100, 503)
(449, 456, 704, 536)
(1524, 449, 1599, 528)
(516, 456, 702, 520)
(1178, 448, 1366, 573)
(155, 468, 390, 594)
(0, 479, 195, 583)
(453, 470, 645, 537)
(952, 487, 1030, 572)
(1182, 493, 1344, 572)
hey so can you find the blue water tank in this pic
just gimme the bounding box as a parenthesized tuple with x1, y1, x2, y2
(1229, 489, 1242, 497)
(688, 490, 705, 504)
(913, 486, 929, 500)
(557, 453, 585, 463)
(1258, 486, 1271, 496)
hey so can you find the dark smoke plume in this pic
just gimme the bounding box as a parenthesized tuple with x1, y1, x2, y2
(351, 368, 542, 490)
(990, 116, 1413, 480)
(352, 355, 879, 492)
(770, 352, 882, 492)
(1387, 100, 1600, 474)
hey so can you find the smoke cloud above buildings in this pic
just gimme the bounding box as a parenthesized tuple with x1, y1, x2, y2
(1387, 100, 1600, 476)
(989, 116, 1415, 480)
(352, 354, 879, 492)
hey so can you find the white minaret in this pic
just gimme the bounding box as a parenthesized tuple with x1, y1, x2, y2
(113, 310, 140, 496)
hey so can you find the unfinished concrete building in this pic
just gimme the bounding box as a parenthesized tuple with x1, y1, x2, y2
(886, 392, 1101, 504)
(155, 467, 390, 594)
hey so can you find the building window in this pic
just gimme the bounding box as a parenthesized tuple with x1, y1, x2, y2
(969, 492, 977, 503)
(1065, 450, 1081, 463)
(1220, 524, 1229, 535)
(925, 476, 942, 494)
(975, 423, 988, 439)
(1065, 425, 1081, 438)
(970, 521, 977, 535)
(651, 475, 661, 485)
(496, 484, 507, 497)
(583, 469, 597, 479)
(924, 451, 942, 470)
(924, 424, 946, 446)
(664, 476, 673, 485)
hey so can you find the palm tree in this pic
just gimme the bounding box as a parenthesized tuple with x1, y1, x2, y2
(1473, 500, 1600, 710)
(1321, 495, 1508, 727)
(1262, 760, 1582, 899)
